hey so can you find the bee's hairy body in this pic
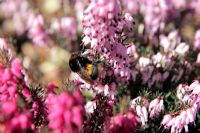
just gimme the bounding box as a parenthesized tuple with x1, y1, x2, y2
(69, 53, 99, 83)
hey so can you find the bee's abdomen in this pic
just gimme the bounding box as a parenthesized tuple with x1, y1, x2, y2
(90, 65, 98, 80)
(85, 63, 98, 81)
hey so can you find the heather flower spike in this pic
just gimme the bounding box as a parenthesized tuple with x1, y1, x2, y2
(82, 0, 136, 82)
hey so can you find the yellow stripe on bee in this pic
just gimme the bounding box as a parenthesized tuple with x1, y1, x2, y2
(86, 64, 93, 76)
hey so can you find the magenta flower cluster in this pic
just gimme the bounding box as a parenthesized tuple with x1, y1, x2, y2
(0, 58, 34, 132)
(46, 90, 85, 133)
(107, 111, 139, 133)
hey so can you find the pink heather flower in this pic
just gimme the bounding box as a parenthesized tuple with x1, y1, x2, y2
(124, 13, 135, 30)
(160, 30, 189, 57)
(161, 114, 173, 126)
(136, 48, 192, 88)
(82, 94, 114, 133)
(85, 101, 96, 114)
(149, 72, 162, 87)
(190, 80, 200, 95)
(162, 81, 200, 132)
(27, 14, 51, 46)
(190, 0, 200, 15)
(152, 52, 165, 67)
(59, 17, 77, 39)
(0, 0, 27, 17)
(11, 58, 23, 78)
(176, 84, 189, 101)
(143, 0, 176, 36)
(0, 56, 48, 130)
(176, 81, 200, 104)
(138, 57, 151, 68)
(196, 52, 200, 63)
(4, 110, 33, 133)
(194, 29, 200, 50)
(0, 59, 26, 101)
(70, 0, 88, 32)
(47, 90, 85, 133)
(1, 101, 17, 115)
(0, 67, 34, 132)
(148, 97, 164, 119)
(82, 0, 135, 81)
(130, 96, 149, 126)
(126, 43, 137, 57)
(121, 0, 141, 15)
(22, 88, 32, 100)
(47, 82, 57, 93)
(12, 2, 30, 35)
(175, 42, 189, 56)
(0, 0, 30, 35)
(137, 54, 172, 88)
(51, 17, 77, 40)
(140, 66, 154, 85)
(171, 0, 187, 9)
(107, 111, 139, 133)
(160, 30, 179, 53)
(161, 103, 199, 133)
(94, 83, 117, 99)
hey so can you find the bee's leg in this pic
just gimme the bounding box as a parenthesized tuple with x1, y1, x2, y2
(93, 55, 104, 64)
(81, 49, 91, 56)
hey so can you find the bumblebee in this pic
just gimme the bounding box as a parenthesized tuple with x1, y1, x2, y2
(69, 53, 99, 83)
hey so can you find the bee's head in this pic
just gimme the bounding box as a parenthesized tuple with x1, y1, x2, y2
(69, 54, 80, 72)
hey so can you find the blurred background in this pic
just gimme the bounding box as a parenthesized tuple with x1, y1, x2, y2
(0, 0, 89, 87)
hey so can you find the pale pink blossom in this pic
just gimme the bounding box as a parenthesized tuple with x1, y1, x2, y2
(152, 52, 167, 68)
(51, 17, 77, 40)
(175, 42, 189, 56)
(85, 101, 96, 114)
(124, 13, 135, 29)
(162, 81, 200, 133)
(176, 84, 189, 100)
(161, 114, 173, 126)
(130, 96, 149, 126)
(121, 0, 141, 15)
(27, 14, 51, 46)
(171, 0, 187, 9)
(194, 29, 200, 50)
(196, 53, 200, 63)
(190, 0, 200, 14)
(126, 43, 137, 57)
(143, 0, 176, 36)
(138, 57, 151, 68)
(0, 0, 28, 17)
(176, 81, 200, 104)
(160, 30, 179, 53)
(148, 97, 164, 119)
